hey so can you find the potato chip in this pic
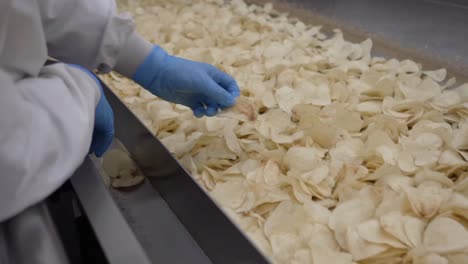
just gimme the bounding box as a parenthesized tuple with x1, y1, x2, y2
(403, 215, 426, 248)
(161, 132, 203, 158)
(264, 201, 307, 236)
(423, 69, 447, 83)
(223, 121, 243, 156)
(295, 79, 331, 106)
(102, 148, 144, 188)
(446, 253, 468, 264)
(329, 138, 364, 163)
(379, 212, 423, 248)
(256, 108, 293, 137)
(329, 198, 375, 249)
(423, 217, 468, 254)
(219, 96, 257, 121)
(210, 179, 247, 209)
(346, 226, 390, 261)
(356, 101, 383, 115)
(397, 151, 417, 173)
(269, 233, 301, 263)
(412, 253, 449, 264)
(275, 86, 301, 115)
(403, 184, 449, 219)
(414, 169, 454, 187)
(440, 152, 468, 170)
(205, 117, 227, 132)
(302, 200, 331, 226)
(301, 223, 340, 251)
(431, 90, 461, 111)
(311, 246, 353, 264)
(283, 146, 324, 172)
(332, 105, 363, 132)
(290, 249, 312, 264)
(365, 130, 400, 166)
(375, 190, 409, 217)
(356, 219, 407, 248)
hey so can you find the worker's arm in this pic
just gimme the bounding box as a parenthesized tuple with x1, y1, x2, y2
(39, 0, 240, 117)
(39, 0, 152, 74)
(0, 65, 100, 221)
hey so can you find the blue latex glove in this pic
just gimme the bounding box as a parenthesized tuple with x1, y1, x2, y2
(132, 46, 240, 117)
(68, 64, 114, 157)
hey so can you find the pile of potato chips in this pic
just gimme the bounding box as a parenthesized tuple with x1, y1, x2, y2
(102, 0, 468, 262)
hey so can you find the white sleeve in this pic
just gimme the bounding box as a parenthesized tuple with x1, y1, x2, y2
(0, 64, 100, 221)
(39, 0, 152, 76)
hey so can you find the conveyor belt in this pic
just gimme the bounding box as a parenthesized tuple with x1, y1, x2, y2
(70, 1, 468, 264)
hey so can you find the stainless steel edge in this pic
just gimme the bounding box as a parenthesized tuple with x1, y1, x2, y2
(71, 157, 152, 264)
(103, 85, 270, 264)
(106, 179, 213, 264)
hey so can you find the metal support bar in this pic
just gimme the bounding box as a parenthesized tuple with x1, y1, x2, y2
(0, 202, 69, 264)
(71, 158, 151, 264)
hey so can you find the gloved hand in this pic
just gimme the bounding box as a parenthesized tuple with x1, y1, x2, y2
(132, 46, 240, 117)
(68, 64, 114, 157)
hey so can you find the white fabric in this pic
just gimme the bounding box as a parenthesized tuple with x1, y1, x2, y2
(0, 0, 143, 221)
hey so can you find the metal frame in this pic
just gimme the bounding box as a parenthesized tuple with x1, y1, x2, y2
(71, 158, 152, 264)
(0, 202, 69, 264)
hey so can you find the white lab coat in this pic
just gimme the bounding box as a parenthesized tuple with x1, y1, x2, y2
(0, 0, 152, 221)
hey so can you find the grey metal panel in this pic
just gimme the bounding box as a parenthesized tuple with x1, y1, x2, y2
(71, 158, 152, 264)
(0, 202, 69, 264)
(72, 144, 213, 264)
(108, 179, 213, 264)
(248, 0, 468, 81)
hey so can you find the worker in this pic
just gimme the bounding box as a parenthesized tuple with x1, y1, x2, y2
(0, 0, 240, 222)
